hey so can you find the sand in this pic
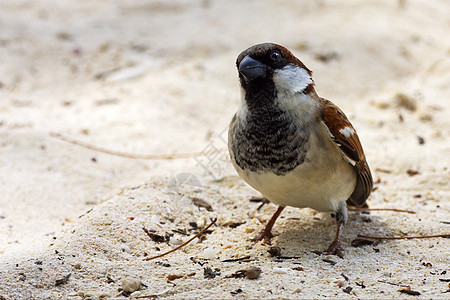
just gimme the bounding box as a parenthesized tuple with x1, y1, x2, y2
(0, 0, 449, 299)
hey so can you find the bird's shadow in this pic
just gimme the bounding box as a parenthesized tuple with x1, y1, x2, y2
(265, 207, 394, 257)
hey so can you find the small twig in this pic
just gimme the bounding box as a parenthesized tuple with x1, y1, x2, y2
(50, 132, 226, 159)
(222, 256, 251, 262)
(348, 207, 415, 214)
(144, 218, 217, 261)
(375, 168, 392, 173)
(378, 280, 409, 287)
(358, 234, 450, 240)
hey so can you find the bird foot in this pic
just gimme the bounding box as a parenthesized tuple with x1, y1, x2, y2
(252, 229, 273, 245)
(251, 206, 285, 245)
(324, 240, 344, 258)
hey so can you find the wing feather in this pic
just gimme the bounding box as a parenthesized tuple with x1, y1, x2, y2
(320, 98, 373, 206)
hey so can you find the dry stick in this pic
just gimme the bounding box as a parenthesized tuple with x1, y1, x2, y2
(348, 207, 415, 214)
(352, 208, 449, 240)
(358, 233, 450, 240)
(378, 280, 410, 287)
(50, 132, 226, 159)
(222, 255, 251, 262)
(144, 218, 217, 261)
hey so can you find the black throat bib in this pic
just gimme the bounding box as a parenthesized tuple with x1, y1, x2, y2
(230, 101, 310, 176)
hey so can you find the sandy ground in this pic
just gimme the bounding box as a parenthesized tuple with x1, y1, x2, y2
(0, 0, 449, 299)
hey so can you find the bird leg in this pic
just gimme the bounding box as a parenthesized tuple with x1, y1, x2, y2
(324, 204, 347, 258)
(325, 222, 344, 258)
(253, 206, 285, 244)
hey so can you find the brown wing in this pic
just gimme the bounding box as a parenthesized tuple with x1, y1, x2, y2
(320, 98, 373, 206)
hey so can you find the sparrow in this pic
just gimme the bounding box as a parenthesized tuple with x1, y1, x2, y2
(228, 43, 373, 257)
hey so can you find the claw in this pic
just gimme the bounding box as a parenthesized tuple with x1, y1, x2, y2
(252, 228, 273, 244)
(325, 239, 344, 258)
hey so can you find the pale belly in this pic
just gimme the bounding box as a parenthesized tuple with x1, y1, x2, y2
(231, 123, 357, 213)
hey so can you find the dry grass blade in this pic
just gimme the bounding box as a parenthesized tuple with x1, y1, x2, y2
(348, 206, 415, 214)
(358, 234, 450, 240)
(50, 132, 226, 159)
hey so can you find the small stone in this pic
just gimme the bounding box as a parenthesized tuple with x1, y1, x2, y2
(342, 286, 353, 294)
(196, 216, 207, 228)
(245, 227, 255, 233)
(130, 291, 142, 297)
(151, 215, 161, 225)
(76, 291, 91, 297)
(244, 266, 261, 279)
(120, 244, 131, 253)
(324, 278, 338, 284)
(202, 247, 217, 259)
(189, 222, 198, 228)
(273, 267, 292, 274)
(204, 267, 219, 279)
(121, 276, 141, 293)
(169, 237, 183, 245)
(55, 273, 71, 286)
(191, 197, 213, 211)
(268, 246, 282, 257)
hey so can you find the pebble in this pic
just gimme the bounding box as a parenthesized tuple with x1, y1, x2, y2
(273, 267, 293, 274)
(336, 280, 345, 288)
(268, 246, 282, 257)
(76, 291, 91, 297)
(202, 247, 217, 259)
(120, 244, 131, 253)
(244, 266, 261, 279)
(324, 278, 339, 284)
(169, 237, 183, 245)
(130, 291, 142, 297)
(121, 276, 141, 293)
(151, 215, 161, 225)
(245, 227, 256, 233)
(196, 216, 207, 228)
(73, 263, 82, 269)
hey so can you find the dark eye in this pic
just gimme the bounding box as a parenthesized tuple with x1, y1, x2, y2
(270, 50, 282, 62)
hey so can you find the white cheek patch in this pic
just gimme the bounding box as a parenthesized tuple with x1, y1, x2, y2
(339, 126, 355, 138)
(273, 64, 313, 94)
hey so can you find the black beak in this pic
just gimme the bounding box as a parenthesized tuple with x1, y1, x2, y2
(238, 55, 266, 82)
